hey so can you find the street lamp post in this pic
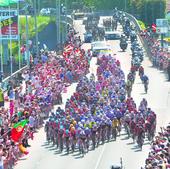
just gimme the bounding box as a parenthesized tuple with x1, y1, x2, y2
(61, 1, 67, 44)
(65, 0, 67, 43)
(33, 0, 39, 59)
(25, 11, 30, 68)
(38, 0, 40, 14)
(56, 0, 61, 49)
(124, 0, 127, 12)
(17, 1, 21, 69)
(144, 1, 147, 23)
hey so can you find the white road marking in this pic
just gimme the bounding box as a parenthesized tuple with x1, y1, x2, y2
(94, 144, 106, 169)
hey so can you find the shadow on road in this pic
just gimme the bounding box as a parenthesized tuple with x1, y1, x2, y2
(54, 150, 61, 154)
(134, 149, 142, 152)
(41, 142, 50, 147)
(18, 158, 27, 161)
(49, 147, 57, 151)
(131, 145, 139, 150)
(140, 92, 146, 95)
(126, 142, 134, 145)
(74, 155, 84, 159)
(143, 141, 150, 145)
(120, 136, 129, 140)
(60, 152, 69, 156)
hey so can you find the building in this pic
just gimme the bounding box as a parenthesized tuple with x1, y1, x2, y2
(166, 0, 170, 13)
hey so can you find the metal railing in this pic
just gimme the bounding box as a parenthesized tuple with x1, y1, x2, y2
(61, 15, 73, 25)
(1, 65, 27, 92)
(123, 11, 141, 31)
(123, 11, 152, 58)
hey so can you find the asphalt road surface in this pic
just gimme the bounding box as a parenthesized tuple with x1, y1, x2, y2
(14, 18, 170, 169)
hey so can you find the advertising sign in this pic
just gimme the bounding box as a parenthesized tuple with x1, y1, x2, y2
(156, 19, 168, 27)
(0, 10, 18, 40)
(156, 19, 169, 34)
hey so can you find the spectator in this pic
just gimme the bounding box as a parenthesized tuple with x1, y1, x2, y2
(0, 89, 4, 108)
(144, 124, 170, 168)
(0, 26, 92, 169)
(167, 60, 170, 81)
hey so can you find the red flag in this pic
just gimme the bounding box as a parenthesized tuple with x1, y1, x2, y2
(74, 49, 81, 57)
(152, 23, 156, 33)
(64, 44, 73, 54)
(11, 120, 28, 142)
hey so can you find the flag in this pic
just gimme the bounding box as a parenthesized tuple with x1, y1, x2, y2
(64, 44, 73, 54)
(0, 0, 10, 6)
(74, 48, 81, 57)
(11, 120, 28, 142)
(151, 23, 156, 33)
(62, 44, 74, 59)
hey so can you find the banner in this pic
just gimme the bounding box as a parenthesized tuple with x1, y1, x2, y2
(0, 9, 18, 40)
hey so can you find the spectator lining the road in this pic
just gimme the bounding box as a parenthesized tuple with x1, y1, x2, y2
(144, 124, 170, 169)
(141, 31, 170, 77)
(0, 27, 92, 169)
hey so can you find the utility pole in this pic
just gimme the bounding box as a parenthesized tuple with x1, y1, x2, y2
(25, 11, 30, 68)
(33, 0, 39, 59)
(56, 0, 61, 49)
(17, 1, 21, 69)
(0, 8, 3, 74)
(65, 0, 67, 43)
(38, 0, 40, 14)
(144, 0, 147, 23)
(124, 0, 127, 12)
(161, 33, 164, 49)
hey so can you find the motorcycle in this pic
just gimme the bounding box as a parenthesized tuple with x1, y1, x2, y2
(120, 41, 128, 52)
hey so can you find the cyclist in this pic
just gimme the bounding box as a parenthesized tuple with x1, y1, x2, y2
(138, 66, 144, 79)
(141, 74, 149, 93)
(126, 80, 132, 97)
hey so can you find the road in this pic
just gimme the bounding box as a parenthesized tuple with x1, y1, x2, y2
(14, 18, 170, 169)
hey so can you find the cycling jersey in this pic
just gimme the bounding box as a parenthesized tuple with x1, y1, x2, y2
(142, 75, 149, 83)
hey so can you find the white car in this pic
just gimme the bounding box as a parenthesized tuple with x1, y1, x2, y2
(40, 8, 51, 16)
(91, 41, 112, 57)
(91, 41, 107, 49)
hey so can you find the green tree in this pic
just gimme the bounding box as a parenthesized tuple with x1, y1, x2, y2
(39, 0, 166, 25)
(139, 0, 166, 25)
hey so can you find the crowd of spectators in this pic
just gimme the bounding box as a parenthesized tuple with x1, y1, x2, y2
(140, 31, 170, 72)
(144, 124, 170, 169)
(0, 27, 91, 169)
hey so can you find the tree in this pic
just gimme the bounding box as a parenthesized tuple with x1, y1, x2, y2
(139, 0, 166, 25)
(39, 0, 166, 25)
